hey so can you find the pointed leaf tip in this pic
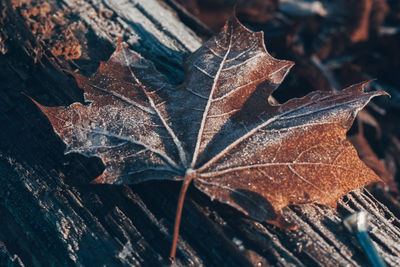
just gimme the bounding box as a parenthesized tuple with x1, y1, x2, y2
(91, 174, 105, 184)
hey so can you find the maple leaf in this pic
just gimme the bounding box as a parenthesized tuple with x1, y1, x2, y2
(32, 16, 385, 260)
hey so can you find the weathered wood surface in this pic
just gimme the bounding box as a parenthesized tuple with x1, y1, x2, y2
(0, 0, 400, 266)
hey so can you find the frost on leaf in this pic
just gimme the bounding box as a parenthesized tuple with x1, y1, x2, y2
(33, 16, 384, 229)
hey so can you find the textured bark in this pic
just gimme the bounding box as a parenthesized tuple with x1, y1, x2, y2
(0, 0, 399, 266)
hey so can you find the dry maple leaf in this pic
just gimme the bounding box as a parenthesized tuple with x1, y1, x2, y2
(32, 16, 385, 260)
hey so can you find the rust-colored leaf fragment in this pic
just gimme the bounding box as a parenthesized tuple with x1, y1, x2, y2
(32, 16, 385, 260)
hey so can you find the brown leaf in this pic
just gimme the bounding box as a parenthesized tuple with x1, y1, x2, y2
(175, 0, 278, 31)
(32, 16, 385, 259)
(348, 0, 373, 43)
(349, 132, 394, 190)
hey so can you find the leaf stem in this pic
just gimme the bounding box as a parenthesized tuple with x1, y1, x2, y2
(169, 169, 196, 262)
